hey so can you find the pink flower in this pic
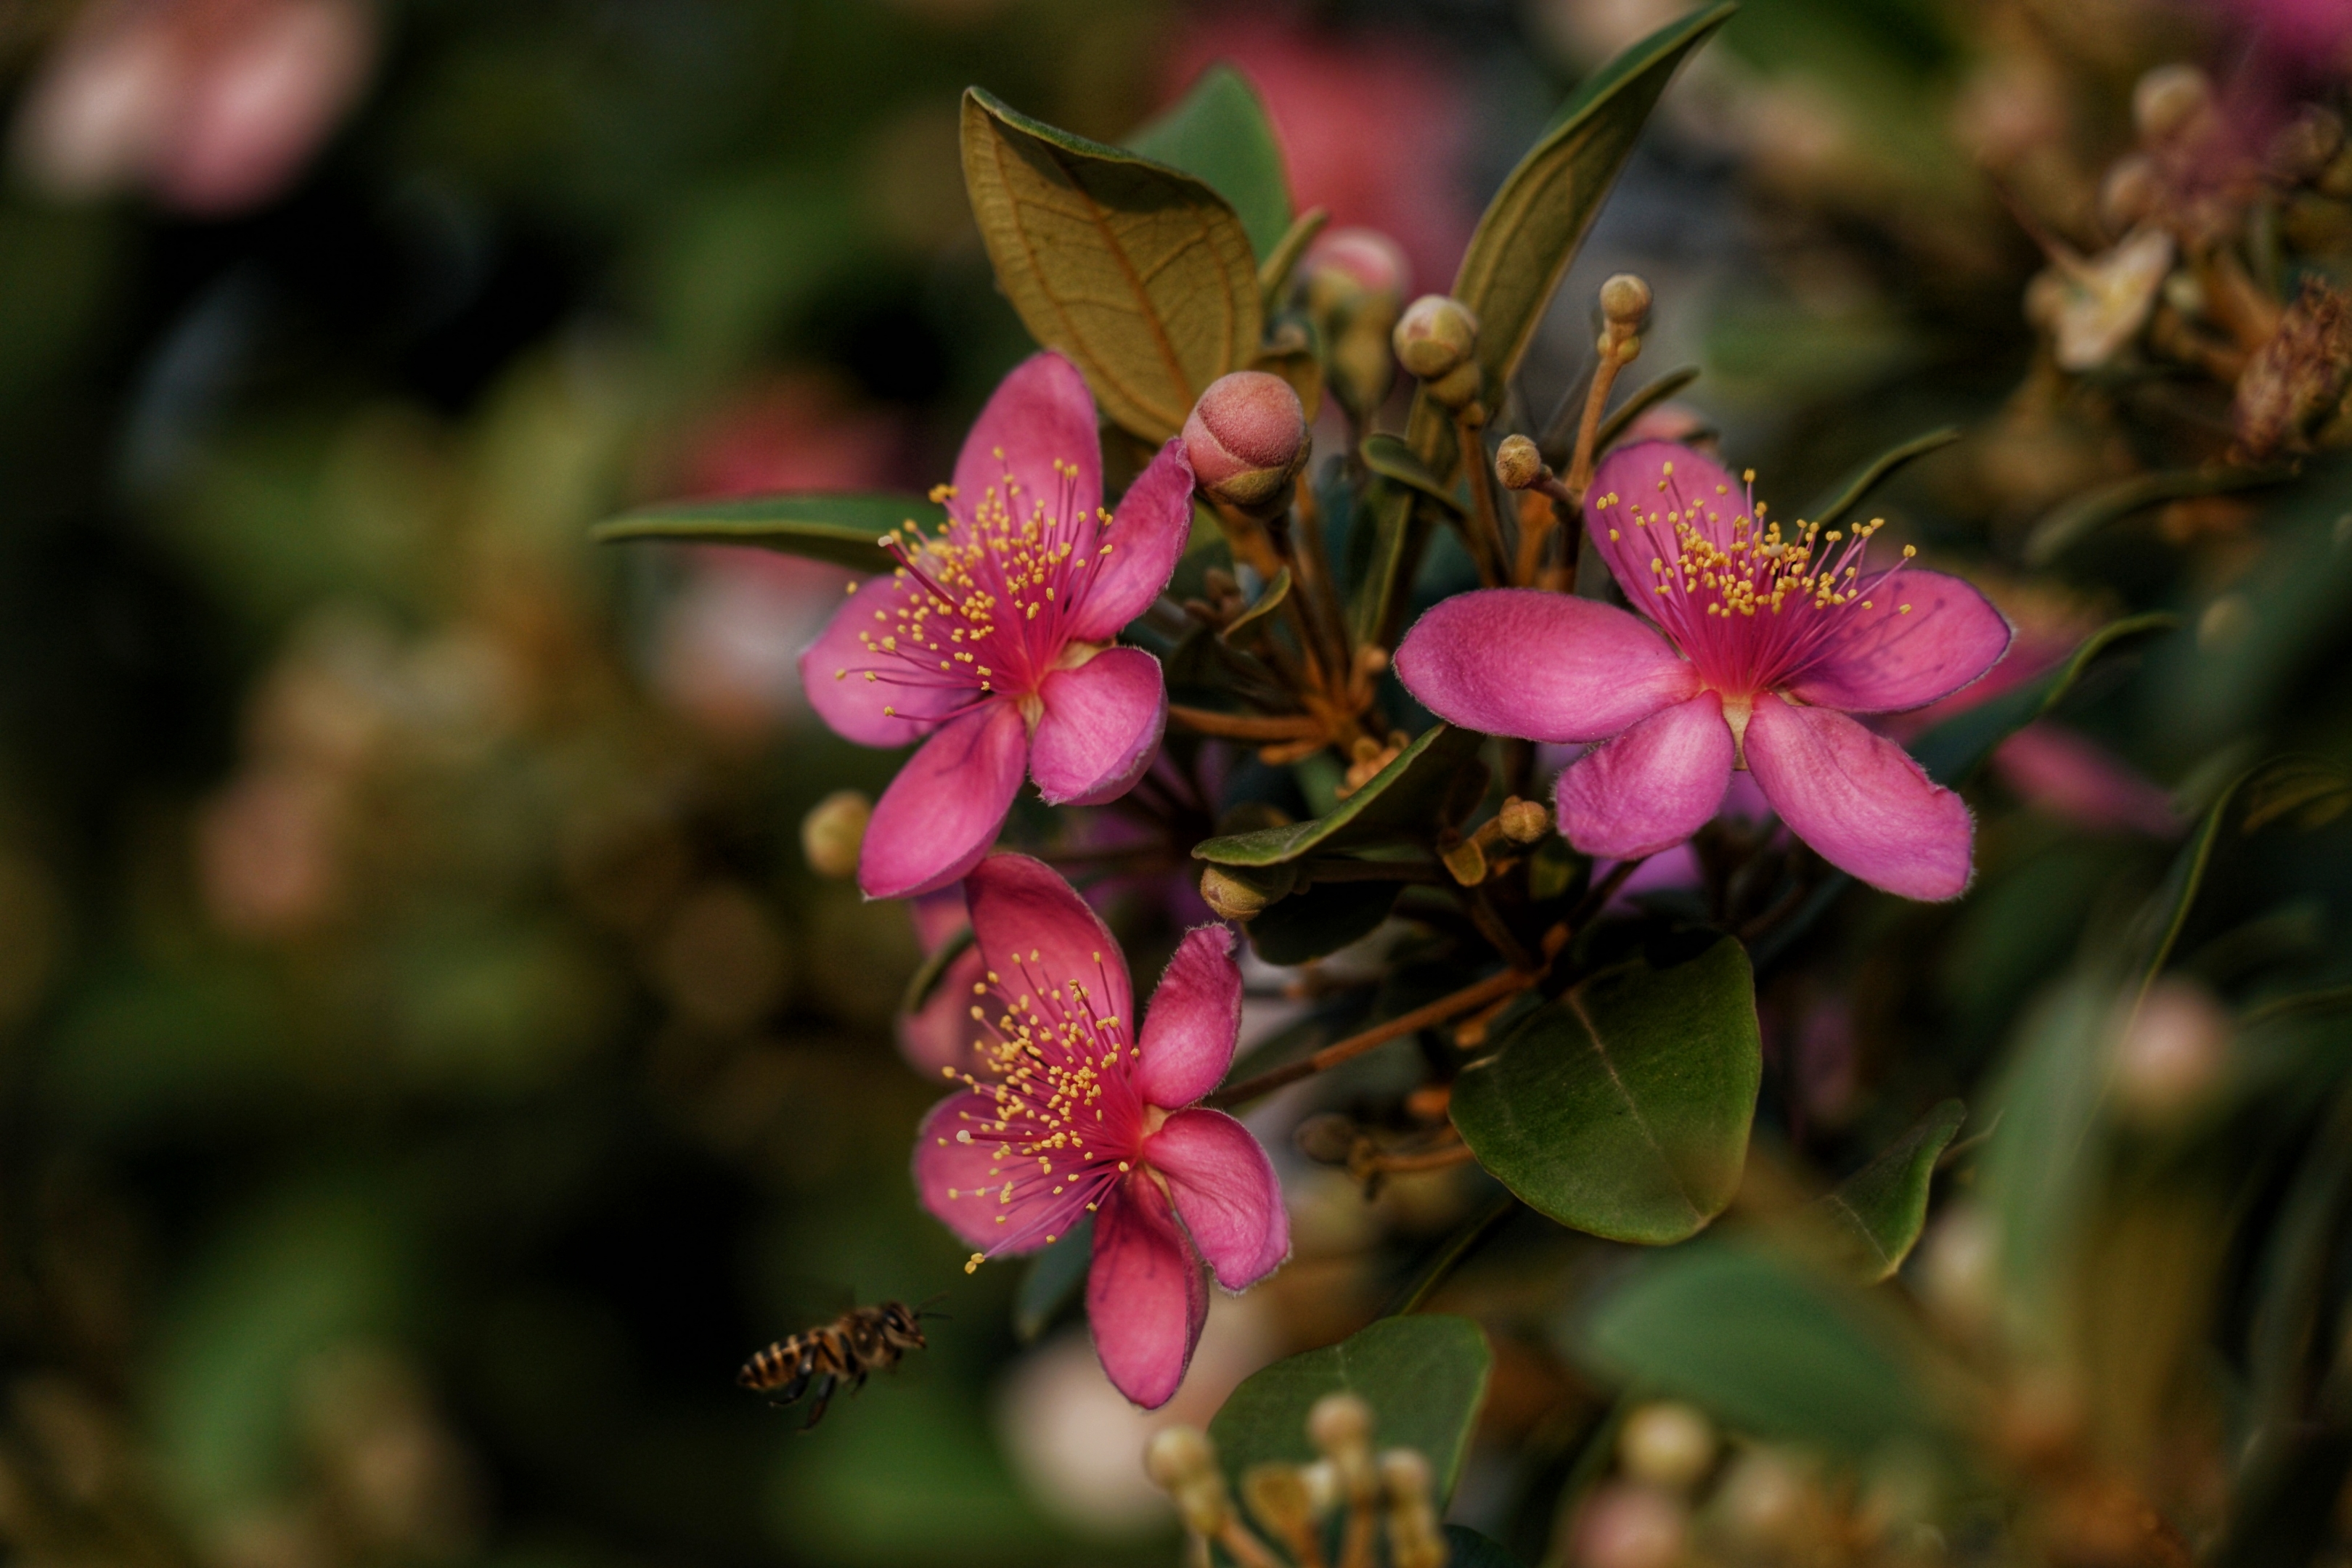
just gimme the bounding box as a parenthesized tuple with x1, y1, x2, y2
(799, 353, 1195, 900)
(1395, 441, 2014, 901)
(914, 854, 1287, 1410)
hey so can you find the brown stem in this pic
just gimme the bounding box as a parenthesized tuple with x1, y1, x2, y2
(1368, 1142, 1477, 1174)
(1563, 336, 1633, 504)
(1453, 413, 1509, 587)
(1168, 705, 1322, 740)
(1214, 1519, 1288, 1568)
(1463, 883, 1535, 972)
(1208, 968, 1538, 1108)
(1564, 854, 1648, 932)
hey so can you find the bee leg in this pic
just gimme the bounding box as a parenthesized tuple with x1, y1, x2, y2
(800, 1375, 836, 1432)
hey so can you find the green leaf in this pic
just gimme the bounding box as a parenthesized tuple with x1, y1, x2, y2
(1124, 65, 1293, 261)
(2023, 463, 2291, 566)
(1816, 1098, 1967, 1283)
(1258, 206, 1330, 304)
(1443, 1526, 1530, 1568)
(1193, 724, 1485, 866)
(591, 492, 944, 574)
(1802, 426, 1961, 528)
(1360, 433, 1463, 516)
(1450, 938, 1760, 1245)
(1012, 1220, 1091, 1344)
(1221, 566, 1291, 642)
(1581, 1241, 1940, 1453)
(2132, 756, 2352, 986)
(963, 88, 1262, 443)
(1246, 878, 1406, 965)
(1207, 1315, 1491, 1506)
(1406, 3, 1734, 470)
(1908, 612, 2178, 788)
(899, 926, 975, 1017)
(1349, 479, 1422, 649)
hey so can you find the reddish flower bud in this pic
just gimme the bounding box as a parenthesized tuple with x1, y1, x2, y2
(1183, 370, 1308, 510)
(1392, 294, 1479, 380)
(1302, 226, 1411, 317)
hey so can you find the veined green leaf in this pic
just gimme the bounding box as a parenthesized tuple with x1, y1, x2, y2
(1451, 938, 1759, 1245)
(963, 88, 1262, 443)
(1192, 724, 1485, 866)
(1124, 65, 1293, 260)
(1208, 1315, 1490, 1506)
(1406, 3, 1734, 473)
(591, 492, 943, 574)
(1816, 1099, 1967, 1283)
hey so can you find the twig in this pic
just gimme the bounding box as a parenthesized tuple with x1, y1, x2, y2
(1208, 968, 1539, 1108)
(1168, 705, 1323, 740)
(1453, 413, 1509, 587)
(1563, 855, 1649, 933)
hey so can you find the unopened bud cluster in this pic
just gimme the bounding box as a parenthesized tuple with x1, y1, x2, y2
(1142, 1393, 1450, 1568)
(1302, 227, 1411, 422)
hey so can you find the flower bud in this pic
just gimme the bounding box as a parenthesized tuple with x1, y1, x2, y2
(1307, 1392, 1374, 1461)
(2133, 64, 2210, 145)
(1199, 862, 1294, 920)
(1617, 1401, 1715, 1491)
(800, 789, 870, 878)
(1185, 371, 1309, 511)
(1145, 1424, 1218, 1490)
(1495, 433, 1546, 491)
(1571, 1482, 1687, 1568)
(2112, 977, 2229, 1124)
(1498, 796, 1551, 844)
(1600, 272, 1653, 329)
(1304, 227, 1410, 318)
(1379, 1450, 1445, 1568)
(1393, 295, 1479, 381)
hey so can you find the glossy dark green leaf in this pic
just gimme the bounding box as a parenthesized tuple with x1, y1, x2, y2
(1816, 1098, 1967, 1283)
(963, 89, 1262, 442)
(1450, 938, 1760, 1244)
(1581, 1241, 1940, 1453)
(1012, 1220, 1091, 1344)
(1207, 1315, 1490, 1505)
(1193, 724, 1485, 866)
(1443, 1526, 1529, 1568)
(1246, 878, 1406, 965)
(591, 492, 944, 574)
(1124, 65, 1292, 260)
(1802, 426, 1961, 527)
(2023, 463, 2291, 566)
(1406, 3, 1734, 470)
(1908, 613, 2178, 788)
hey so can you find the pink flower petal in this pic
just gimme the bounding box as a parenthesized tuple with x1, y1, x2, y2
(952, 351, 1102, 544)
(1066, 439, 1196, 642)
(1087, 1175, 1207, 1409)
(964, 852, 1135, 1030)
(1556, 692, 1735, 860)
(915, 1090, 1040, 1251)
(1136, 924, 1243, 1107)
(857, 702, 1029, 900)
(1992, 722, 2180, 836)
(796, 574, 973, 746)
(1783, 568, 2013, 714)
(1744, 695, 1973, 900)
(1583, 440, 1747, 617)
(1395, 589, 1699, 743)
(1146, 1108, 1289, 1289)
(1029, 646, 1168, 806)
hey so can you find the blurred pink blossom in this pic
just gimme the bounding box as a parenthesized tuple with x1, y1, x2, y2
(1161, 18, 1474, 290)
(13, 0, 376, 214)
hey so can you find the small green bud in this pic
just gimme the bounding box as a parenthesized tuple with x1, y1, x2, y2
(800, 790, 870, 878)
(1392, 295, 1479, 380)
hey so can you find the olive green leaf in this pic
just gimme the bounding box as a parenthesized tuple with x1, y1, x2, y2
(1451, 938, 1760, 1245)
(2023, 463, 2292, 566)
(1220, 566, 1291, 642)
(1407, 3, 1734, 471)
(1815, 1098, 1967, 1283)
(1246, 878, 1408, 965)
(963, 88, 1262, 443)
(1208, 1315, 1491, 1506)
(1803, 425, 1961, 527)
(1360, 433, 1464, 516)
(1192, 724, 1485, 866)
(1591, 364, 1701, 454)
(1124, 65, 1293, 261)
(591, 492, 944, 574)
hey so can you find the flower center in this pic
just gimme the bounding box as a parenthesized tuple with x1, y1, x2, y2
(835, 453, 1114, 722)
(934, 943, 1146, 1271)
(1591, 461, 1917, 700)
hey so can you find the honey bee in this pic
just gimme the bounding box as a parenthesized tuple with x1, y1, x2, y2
(738, 1299, 936, 1429)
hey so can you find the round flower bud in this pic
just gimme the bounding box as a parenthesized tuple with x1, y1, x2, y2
(1200, 862, 1294, 921)
(1184, 371, 1309, 511)
(2133, 64, 2210, 145)
(1393, 295, 1479, 381)
(1495, 433, 1545, 491)
(1145, 1424, 1219, 1490)
(1599, 272, 1653, 328)
(2112, 977, 2229, 1124)
(1307, 1392, 1375, 1458)
(1377, 1447, 1433, 1500)
(1498, 796, 1551, 844)
(800, 789, 870, 878)
(1304, 226, 1411, 318)
(1617, 1401, 1715, 1492)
